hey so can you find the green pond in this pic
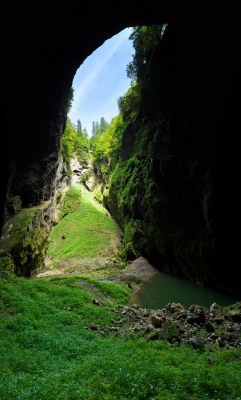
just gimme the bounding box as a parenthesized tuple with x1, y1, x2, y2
(133, 272, 239, 309)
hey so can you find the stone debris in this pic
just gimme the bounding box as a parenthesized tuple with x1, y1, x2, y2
(97, 301, 241, 350)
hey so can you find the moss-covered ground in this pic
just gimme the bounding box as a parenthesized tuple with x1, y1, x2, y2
(0, 273, 241, 399)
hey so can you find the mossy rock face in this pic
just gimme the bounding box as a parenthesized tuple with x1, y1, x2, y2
(123, 219, 145, 259)
(0, 202, 53, 276)
(104, 36, 235, 294)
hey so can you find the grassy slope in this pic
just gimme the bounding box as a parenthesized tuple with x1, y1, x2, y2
(48, 185, 120, 262)
(0, 273, 241, 400)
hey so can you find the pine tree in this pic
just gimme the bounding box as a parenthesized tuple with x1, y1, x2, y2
(77, 119, 82, 133)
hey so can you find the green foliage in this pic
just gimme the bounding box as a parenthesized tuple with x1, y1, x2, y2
(60, 119, 76, 168)
(60, 186, 81, 218)
(63, 87, 74, 115)
(49, 185, 120, 261)
(109, 156, 141, 215)
(106, 155, 147, 258)
(60, 119, 90, 176)
(0, 274, 241, 399)
(117, 25, 166, 128)
(77, 119, 82, 133)
(105, 118, 165, 259)
(117, 83, 140, 124)
(91, 115, 125, 184)
(91, 117, 110, 137)
(127, 25, 164, 82)
(93, 186, 103, 204)
(0, 254, 14, 272)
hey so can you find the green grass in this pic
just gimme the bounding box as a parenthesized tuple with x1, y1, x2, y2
(48, 185, 120, 262)
(0, 273, 241, 399)
(60, 186, 82, 218)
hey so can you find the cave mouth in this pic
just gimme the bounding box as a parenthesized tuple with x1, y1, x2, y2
(1, 6, 241, 298)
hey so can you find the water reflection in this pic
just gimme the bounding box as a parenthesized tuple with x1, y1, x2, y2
(133, 271, 238, 309)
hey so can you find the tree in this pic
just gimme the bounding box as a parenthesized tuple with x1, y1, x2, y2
(127, 25, 164, 83)
(117, 83, 139, 123)
(90, 115, 125, 183)
(100, 117, 109, 134)
(83, 128, 88, 138)
(92, 118, 109, 137)
(77, 119, 82, 133)
(117, 25, 166, 125)
(63, 87, 74, 115)
(92, 121, 100, 136)
(61, 119, 90, 173)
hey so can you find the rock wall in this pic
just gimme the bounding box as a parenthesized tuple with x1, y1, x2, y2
(105, 19, 241, 297)
(0, 159, 68, 276)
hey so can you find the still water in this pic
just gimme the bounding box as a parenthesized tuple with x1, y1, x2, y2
(133, 272, 238, 309)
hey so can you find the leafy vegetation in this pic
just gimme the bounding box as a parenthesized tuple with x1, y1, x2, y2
(91, 117, 110, 137)
(0, 273, 241, 399)
(0, 254, 14, 272)
(117, 83, 140, 124)
(126, 25, 166, 83)
(60, 119, 89, 177)
(90, 115, 126, 184)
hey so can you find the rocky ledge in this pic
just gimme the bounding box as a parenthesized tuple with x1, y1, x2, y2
(90, 301, 241, 350)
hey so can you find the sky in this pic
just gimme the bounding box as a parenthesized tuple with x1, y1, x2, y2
(68, 27, 134, 136)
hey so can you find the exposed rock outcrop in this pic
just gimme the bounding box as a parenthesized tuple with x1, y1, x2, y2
(119, 257, 158, 282)
(70, 158, 82, 185)
(99, 302, 241, 350)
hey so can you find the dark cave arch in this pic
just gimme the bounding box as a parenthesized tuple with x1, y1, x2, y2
(1, 2, 241, 295)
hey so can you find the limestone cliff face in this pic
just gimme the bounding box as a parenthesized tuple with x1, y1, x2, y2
(0, 158, 68, 276)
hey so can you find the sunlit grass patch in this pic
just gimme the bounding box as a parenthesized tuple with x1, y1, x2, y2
(48, 185, 121, 262)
